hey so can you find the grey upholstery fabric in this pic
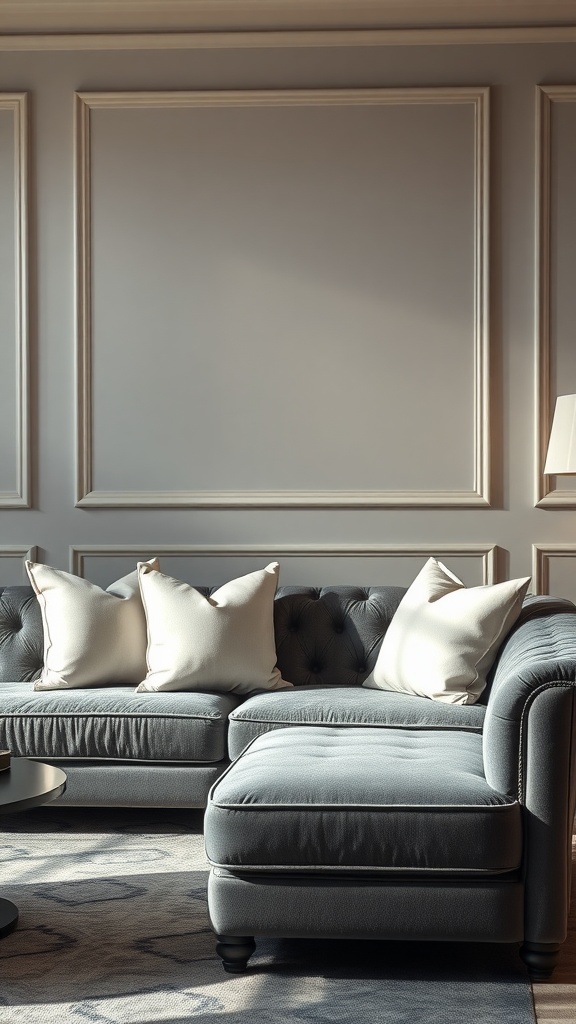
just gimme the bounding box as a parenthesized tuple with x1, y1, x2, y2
(205, 727, 521, 874)
(483, 595, 576, 795)
(228, 685, 486, 760)
(207, 868, 524, 942)
(0, 682, 240, 762)
(0, 587, 43, 682)
(522, 685, 576, 944)
(47, 762, 227, 807)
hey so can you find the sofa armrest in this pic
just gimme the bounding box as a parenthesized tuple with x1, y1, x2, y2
(483, 596, 576, 944)
(483, 595, 576, 796)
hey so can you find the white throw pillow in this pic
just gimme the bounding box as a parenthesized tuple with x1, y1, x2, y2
(362, 557, 530, 705)
(136, 561, 291, 694)
(27, 558, 159, 690)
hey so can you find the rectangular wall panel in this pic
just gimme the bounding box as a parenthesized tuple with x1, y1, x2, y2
(533, 544, 576, 599)
(536, 86, 576, 507)
(0, 94, 29, 507)
(71, 543, 498, 588)
(76, 88, 490, 509)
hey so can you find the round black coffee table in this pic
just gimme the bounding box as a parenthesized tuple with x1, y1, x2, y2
(0, 759, 67, 937)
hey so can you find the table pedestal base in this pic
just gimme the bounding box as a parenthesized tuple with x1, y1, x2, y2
(0, 898, 18, 937)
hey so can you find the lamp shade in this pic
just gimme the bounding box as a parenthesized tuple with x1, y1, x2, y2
(544, 394, 576, 474)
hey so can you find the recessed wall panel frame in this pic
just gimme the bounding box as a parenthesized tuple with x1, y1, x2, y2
(535, 85, 576, 508)
(75, 87, 491, 509)
(532, 543, 576, 594)
(70, 542, 498, 584)
(0, 94, 30, 508)
(0, 545, 37, 580)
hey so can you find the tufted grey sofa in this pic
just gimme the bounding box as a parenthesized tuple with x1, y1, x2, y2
(2, 583, 576, 977)
(0, 582, 486, 801)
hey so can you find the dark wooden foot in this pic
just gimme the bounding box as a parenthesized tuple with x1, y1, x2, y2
(520, 942, 561, 980)
(0, 898, 18, 939)
(215, 934, 256, 973)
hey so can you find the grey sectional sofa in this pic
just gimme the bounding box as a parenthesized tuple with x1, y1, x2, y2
(1, 582, 576, 977)
(0, 582, 486, 804)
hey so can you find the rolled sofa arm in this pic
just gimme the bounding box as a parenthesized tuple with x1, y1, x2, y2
(483, 595, 576, 944)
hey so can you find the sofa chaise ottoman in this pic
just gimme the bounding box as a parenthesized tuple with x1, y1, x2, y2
(209, 588, 576, 981)
(205, 725, 525, 971)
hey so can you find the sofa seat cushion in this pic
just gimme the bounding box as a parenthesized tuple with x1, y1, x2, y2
(205, 726, 521, 875)
(0, 682, 241, 762)
(227, 685, 486, 759)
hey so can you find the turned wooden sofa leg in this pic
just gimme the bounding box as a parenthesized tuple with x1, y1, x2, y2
(215, 935, 256, 973)
(520, 942, 561, 979)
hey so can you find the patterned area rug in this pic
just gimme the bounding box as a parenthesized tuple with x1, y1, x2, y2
(0, 807, 536, 1024)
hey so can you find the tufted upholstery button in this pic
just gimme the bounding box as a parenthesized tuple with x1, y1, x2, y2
(333, 623, 345, 634)
(309, 662, 322, 674)
(357, 665, 367, 674)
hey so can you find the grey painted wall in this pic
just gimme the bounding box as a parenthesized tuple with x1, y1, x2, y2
(0, 42, 575, 595)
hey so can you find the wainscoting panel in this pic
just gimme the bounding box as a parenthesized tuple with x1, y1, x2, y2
(0, 546, 37, 585)
(536, 86, 576, 507)
(70, 543, 498, 588)
(0, 94, 29, 507)
(75, 87, 490, 509)
(532, 544, 576, 599)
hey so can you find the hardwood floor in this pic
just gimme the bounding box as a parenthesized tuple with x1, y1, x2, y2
(532, 836, 576, 1023)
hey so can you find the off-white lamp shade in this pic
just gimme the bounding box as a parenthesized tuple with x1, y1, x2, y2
(544, 394, 576, 474)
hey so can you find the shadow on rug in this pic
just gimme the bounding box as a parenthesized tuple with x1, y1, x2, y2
(0, 808, 535, 1024)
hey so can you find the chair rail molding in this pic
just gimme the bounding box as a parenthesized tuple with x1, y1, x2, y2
(535, 85, 576, 509)
(3, 0, 576, 37)
(5, 27, 576, 50)
(0, 94, 30, 509)
(532, 543, 576, 594)
(75, 86, 491, 510)
(70, 543, 499, 584)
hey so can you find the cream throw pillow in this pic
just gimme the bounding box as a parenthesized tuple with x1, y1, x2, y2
(362, 557, 530, 705)
(27, 558, 159, 690)
(136, 561, 291, 694)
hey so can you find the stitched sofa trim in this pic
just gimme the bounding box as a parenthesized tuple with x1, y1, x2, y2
(229, 715, 483, 732)
(207, 860, 520, 875)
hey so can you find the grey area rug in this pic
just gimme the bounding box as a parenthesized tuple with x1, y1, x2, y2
(0, 807, 536, 1024)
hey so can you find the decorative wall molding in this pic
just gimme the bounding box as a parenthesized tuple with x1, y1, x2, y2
(2, 0, 576, 37)
(0, 94, 30, 508)
(0, 545, 37, 577)
(4, 27, 576, 50)
(70, 542, 499, 584)
(75, 86, 491, 510)
(532, 543, 576, 594)
(535, 84, 576, 508)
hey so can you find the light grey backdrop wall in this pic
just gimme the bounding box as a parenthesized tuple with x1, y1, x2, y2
(0, 41, 575, 595)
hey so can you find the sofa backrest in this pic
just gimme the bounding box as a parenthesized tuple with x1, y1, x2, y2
(0, 583, 407, 687)
(0, 586, 44, 682)
(5, 582, 555, 702)
(272, 586, 406, 687)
